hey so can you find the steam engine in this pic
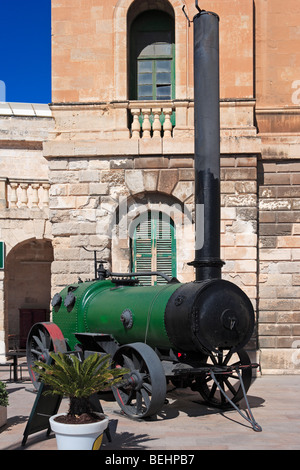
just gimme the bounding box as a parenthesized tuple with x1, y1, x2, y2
(26, 9, 259, 423)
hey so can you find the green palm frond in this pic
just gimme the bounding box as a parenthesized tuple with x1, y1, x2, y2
(33, 352, 128, 399)
(0, 381, 9, 407)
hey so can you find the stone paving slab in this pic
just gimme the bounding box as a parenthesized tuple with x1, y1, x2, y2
(1, 364, 300, 451)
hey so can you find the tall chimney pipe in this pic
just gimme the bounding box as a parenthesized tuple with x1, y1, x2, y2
(189, 10, 224, 281)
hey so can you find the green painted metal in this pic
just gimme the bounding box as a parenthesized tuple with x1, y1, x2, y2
(53, 279, 182, 351)
(0, 242, 4, 269)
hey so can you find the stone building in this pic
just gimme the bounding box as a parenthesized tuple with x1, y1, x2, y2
(0, 0, 300, 373)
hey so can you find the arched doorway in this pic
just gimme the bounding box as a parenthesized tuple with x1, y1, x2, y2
(4, 239, 53, 350)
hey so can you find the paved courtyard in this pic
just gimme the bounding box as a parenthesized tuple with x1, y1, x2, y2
(1, 363, 300, 451)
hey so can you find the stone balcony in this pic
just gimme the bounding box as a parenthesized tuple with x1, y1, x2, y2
(44, 98, 260, 158)
(0, 177, 51, 248)
(0, 178, 50, 211)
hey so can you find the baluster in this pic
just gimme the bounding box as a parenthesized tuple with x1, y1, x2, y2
(10, 183, 19, 208)
(42, 183, 51, 208)
(152, 109, 162, 138)
(163, 108, 173, 138)
(31, 183, 40, 208)
(20, 183, 29, 208)
(131, 109, 141, 139)
(0, 178, 8, 209)
(142, 108, 151, 138)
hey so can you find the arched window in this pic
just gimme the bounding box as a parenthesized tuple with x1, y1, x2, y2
(131, 211, 177, 285)
(129, 10, 175, 101)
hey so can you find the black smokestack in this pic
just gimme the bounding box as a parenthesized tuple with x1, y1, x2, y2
(189, 10, 224, 281)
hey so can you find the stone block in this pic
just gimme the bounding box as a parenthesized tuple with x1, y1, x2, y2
(260, 272, 292, 285)
(52, 222, 79, 236)
(55, 248, 81, 260)
(69, 183, 90, 195)
(89, 183, 109, 195)
(179, 169, 194, 181)
(169, 158, 194, 169)
(143, 170, 158, 191)
(259, 323, 291, 336)
(224, 194, 257, 207)
(236, 233, 257, 246)
(224, 168, 257, 181)
(234, 259, 257, 272)
(157, 170, 178, 195)
(139, 138, 162, 155)
(101, 170, 125, 185)
(110, 158, 133, 169)
(236, 157, 257, 167)
(277, 236, 300, 248)
(162, 138, 194, 155)
(49, 160, 69, 170)
(125, 170, 144, 194)
(79, 170, 99, 183)
(260, 349, 300, 373)
(235, 181, 257, 193)
(259, 248, 291, 261)
(221, 181, 235, 194)
(221, 207, 236, 219)
(259, 311, 277, 322)
(264, 173, 291, 185)
(224, 246, 256, 260)
(259, 337, 277, 348)
(172, 181, 194, 202)
(49, 196, 77, 209)
(134, 157, 168, 169)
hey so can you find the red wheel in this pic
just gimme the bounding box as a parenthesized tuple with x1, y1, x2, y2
(26, 322, 67, 389)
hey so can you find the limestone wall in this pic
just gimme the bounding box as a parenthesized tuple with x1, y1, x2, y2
(0, 106, 54, 359)
(259, 139, 300, 373)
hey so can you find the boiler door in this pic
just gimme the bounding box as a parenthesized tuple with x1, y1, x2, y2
(192, 280, 255, 352)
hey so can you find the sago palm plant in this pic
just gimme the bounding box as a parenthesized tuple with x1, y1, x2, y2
(34, 351, 128, 417)
(0, 381, 9, 408)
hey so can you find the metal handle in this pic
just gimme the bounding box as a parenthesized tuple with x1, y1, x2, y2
(195, 0, 202, 13)
(111, 271, 173, 283)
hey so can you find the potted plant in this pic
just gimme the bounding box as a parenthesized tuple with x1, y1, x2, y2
(34, 351, 127, 450)
(0, 380, 9, 428)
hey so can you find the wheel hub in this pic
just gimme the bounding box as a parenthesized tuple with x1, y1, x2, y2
(126, 371, 143, 390)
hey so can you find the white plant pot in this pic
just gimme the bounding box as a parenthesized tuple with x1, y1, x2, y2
(0, 406, 7, 428)
(49, 412, 109, 450)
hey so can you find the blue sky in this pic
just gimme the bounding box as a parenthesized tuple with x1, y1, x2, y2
(0, 0, 51, 104)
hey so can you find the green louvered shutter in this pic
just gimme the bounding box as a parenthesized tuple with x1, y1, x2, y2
(133, 212, 153, 285)
(132, 211, 176, 286)
(156, 215, 176, 284)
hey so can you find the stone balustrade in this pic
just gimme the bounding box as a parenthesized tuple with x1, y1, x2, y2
(0, 178, 50, 210)
(128, 101, 175, 139)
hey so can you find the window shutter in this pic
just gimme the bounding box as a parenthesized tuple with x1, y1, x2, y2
(132, 211, 176, 286)
(134, 214, 152, 285)
(156, 216, 175, 284)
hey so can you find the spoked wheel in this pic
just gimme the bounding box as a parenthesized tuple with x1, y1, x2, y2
(26, 322, 67, 390)
(194, 348, 252, 408)
(112, 342, 166, 418)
